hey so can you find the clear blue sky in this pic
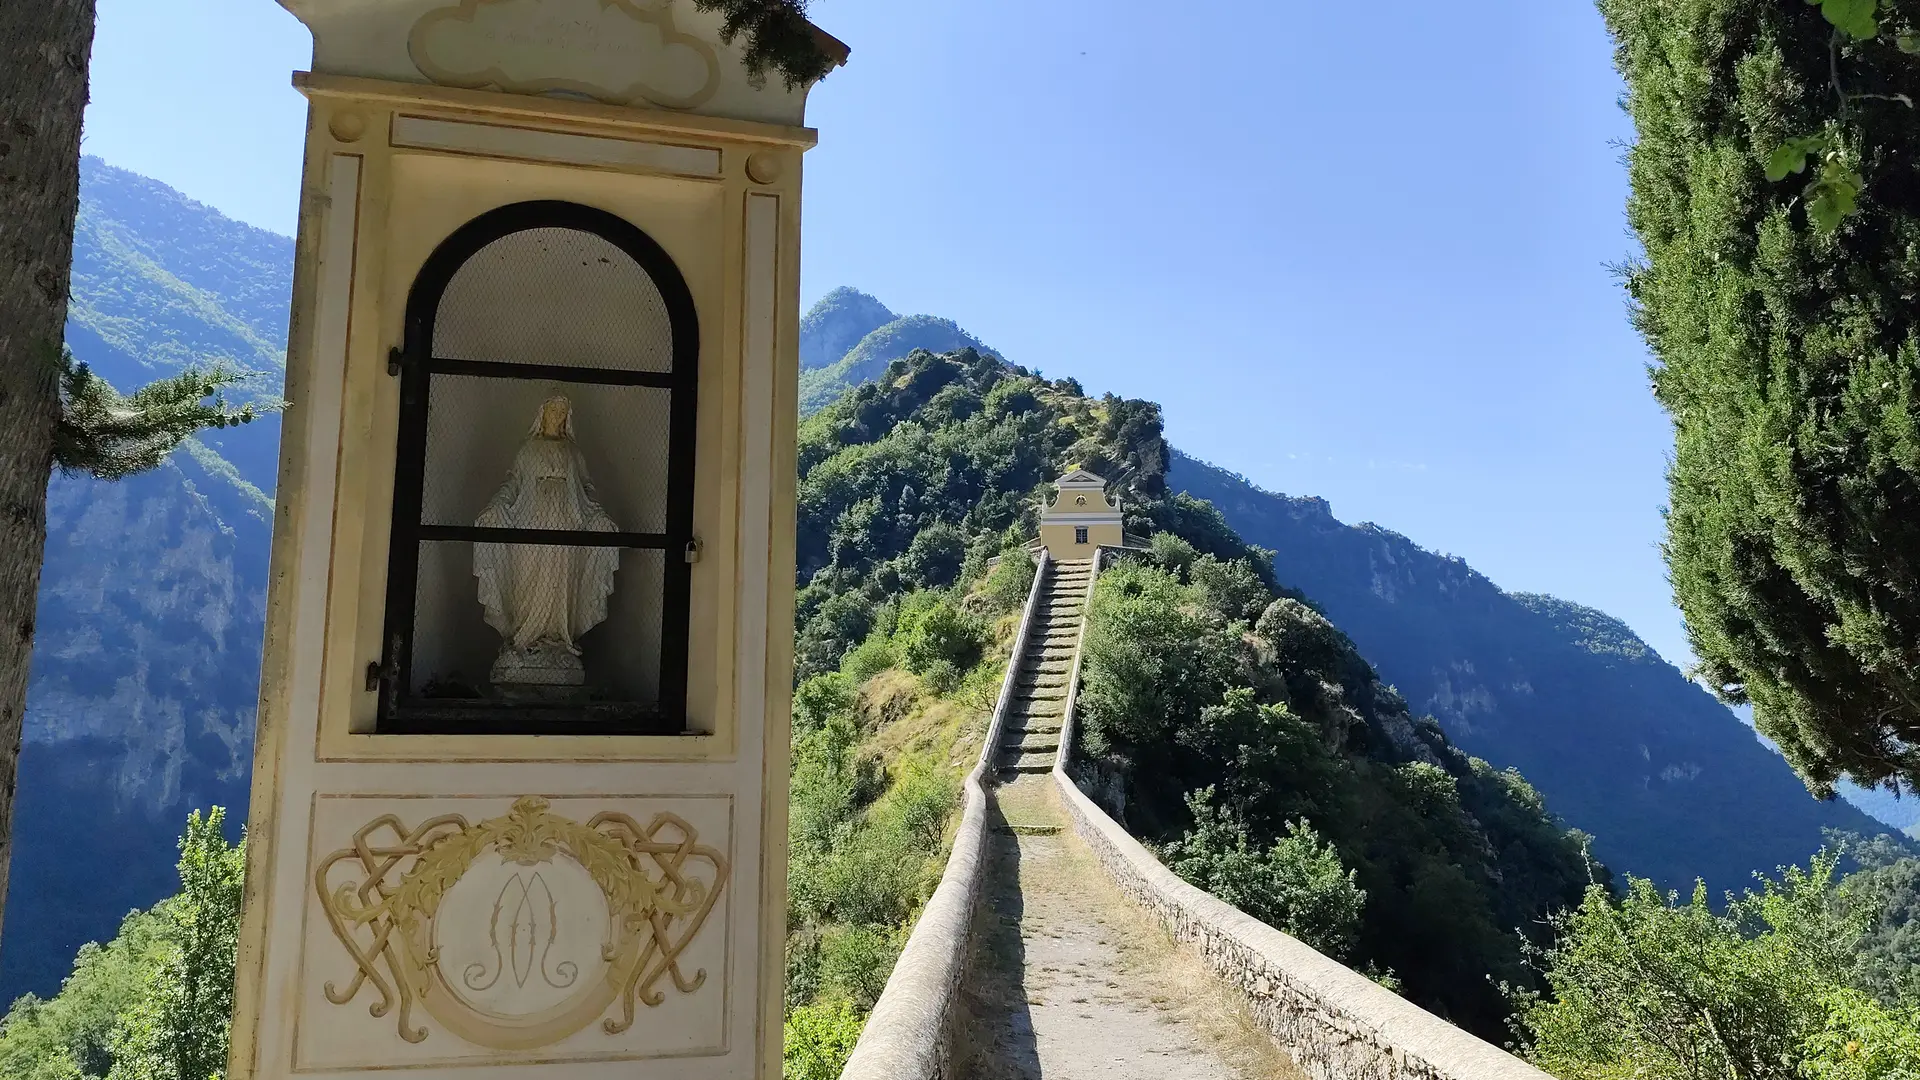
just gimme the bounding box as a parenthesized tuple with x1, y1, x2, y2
(81, 0, 1681, 664)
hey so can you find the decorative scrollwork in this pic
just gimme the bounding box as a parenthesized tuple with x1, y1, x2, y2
(314, 796, 727, 1048)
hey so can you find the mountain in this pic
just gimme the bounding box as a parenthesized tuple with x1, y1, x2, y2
(798, 286, 898, 372)
(798, 312, 1000, 413)
(1169, 452, 1892, 894)
(0, 159, 283, 1004)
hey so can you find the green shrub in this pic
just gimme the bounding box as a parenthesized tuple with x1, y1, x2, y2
(1255, 598, 1353, 684)
(1801, 990, 1920, 1080)
(1515, 852, 1868, 1079)
(783, 932, 823, 1012)
(1188, 554, 1270, 623)
(900, 522, 965, 590)
(1077, 562, 1238, 750)
(1164, 788, 1365, 961)
(839, 635, 898, 684)
(1147, 532, 1199, 578)
(818, 925, 904, 1011)
(0, 911, 168, 1080)
(0, 810, 244, 1080)
(106, 809, 245, 1080)
(977, 553, 1036, 615)
(869, 756, 960, 854)
(900, 598, 986, 681)
(783, 998, 864, 1080)
(793, 672, 857, 742)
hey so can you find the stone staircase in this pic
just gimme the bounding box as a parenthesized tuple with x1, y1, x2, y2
(997, 558, 1092, 778)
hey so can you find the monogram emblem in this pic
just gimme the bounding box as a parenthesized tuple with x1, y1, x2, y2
(314, 797, 727, 1049)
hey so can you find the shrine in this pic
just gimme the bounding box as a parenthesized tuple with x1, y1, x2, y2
(227, 3, 844, 1077)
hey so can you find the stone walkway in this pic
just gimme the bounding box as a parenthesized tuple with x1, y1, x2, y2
(956, 776, 1305, 1080)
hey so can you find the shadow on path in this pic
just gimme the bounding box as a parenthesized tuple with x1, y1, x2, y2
(955, 790, 1041, 1079)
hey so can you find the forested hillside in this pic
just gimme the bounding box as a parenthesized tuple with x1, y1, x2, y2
(1170, 453, 1892, 895)
(792, 348, 1596, 1041)
(0, 160, 283, 1005)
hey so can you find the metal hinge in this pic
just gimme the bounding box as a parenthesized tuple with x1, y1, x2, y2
(387, 346, 402, 376)
(365, 661, 382, 692)
(684, 537, 703, 564)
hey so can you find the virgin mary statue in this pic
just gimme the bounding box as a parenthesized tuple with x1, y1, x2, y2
(473, 395, 620, 689)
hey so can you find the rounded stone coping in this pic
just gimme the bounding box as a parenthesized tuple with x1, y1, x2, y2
(837, 552, 1053, 1080)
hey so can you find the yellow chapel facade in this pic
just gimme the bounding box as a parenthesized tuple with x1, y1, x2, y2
(1037, 469, 1125, 559)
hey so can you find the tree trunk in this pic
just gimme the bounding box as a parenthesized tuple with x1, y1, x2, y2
(0, 0, 94, 945)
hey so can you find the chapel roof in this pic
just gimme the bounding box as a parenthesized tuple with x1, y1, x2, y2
(1055, 468, 1107, 486)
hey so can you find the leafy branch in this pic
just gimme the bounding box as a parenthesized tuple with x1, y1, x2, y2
(51, 347, 276, 481)
(689, 0, 840, 88)
(1768, 0, 1918, 232)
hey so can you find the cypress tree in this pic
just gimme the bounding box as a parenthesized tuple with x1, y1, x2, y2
(1599, 0, 1920, 793)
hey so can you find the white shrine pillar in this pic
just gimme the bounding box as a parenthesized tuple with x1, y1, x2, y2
(228, 4, 844, 1078)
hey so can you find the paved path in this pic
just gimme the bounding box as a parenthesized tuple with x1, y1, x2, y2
(956, 776, 1304, 1080)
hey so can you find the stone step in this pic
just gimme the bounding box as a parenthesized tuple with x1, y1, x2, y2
(1006, 737, 1059, 754)
(999, 760, 1055, 776)
(1005, 721, 1062, 735)
(992, 823, 1062, 836)
(1014, 691, 1068, 706)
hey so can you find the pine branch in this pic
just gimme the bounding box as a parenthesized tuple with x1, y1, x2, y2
(51, 348, 277, 481)
(690, 0, 839, 88)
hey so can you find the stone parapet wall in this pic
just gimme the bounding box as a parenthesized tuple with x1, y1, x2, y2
(835, 553, 1053, 1080)
(1051, 774, 1553, 1080)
